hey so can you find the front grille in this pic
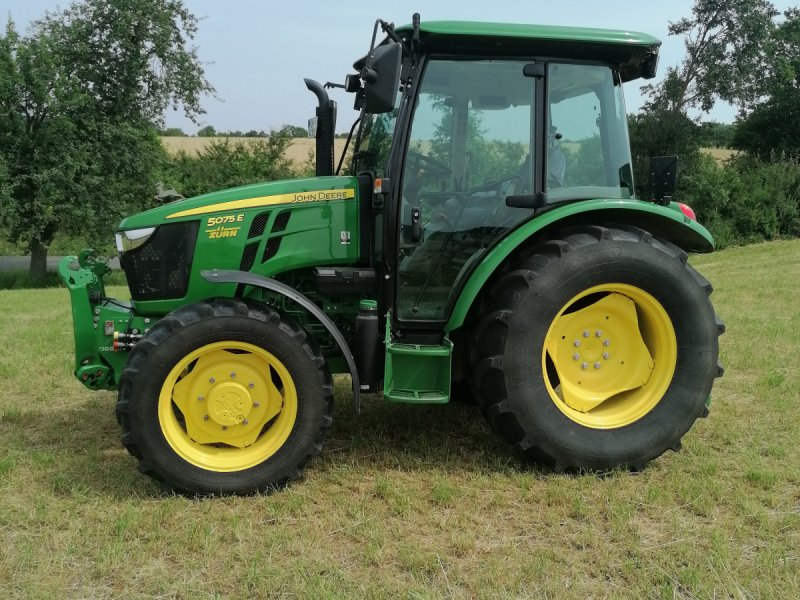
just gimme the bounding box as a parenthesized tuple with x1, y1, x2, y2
(240, 241, 259, 271)
(271, 211, 291, 233)
(120, 222, 199, 301)
(262, 237, 282, 262)
(248, 212, 270, 238)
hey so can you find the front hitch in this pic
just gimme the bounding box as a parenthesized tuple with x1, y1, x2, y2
(58, 251, 145, 390)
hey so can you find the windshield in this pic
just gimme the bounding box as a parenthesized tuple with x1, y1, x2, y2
(546, 63, 633, 201)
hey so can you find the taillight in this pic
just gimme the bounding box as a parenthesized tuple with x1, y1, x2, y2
(678, 203, 696, 221)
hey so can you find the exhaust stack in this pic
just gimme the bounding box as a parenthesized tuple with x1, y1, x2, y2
(304, 79, 336, 177)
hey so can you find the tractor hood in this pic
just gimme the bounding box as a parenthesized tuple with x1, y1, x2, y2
(118, 176, 358, 230)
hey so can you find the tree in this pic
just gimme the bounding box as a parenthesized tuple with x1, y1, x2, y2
(197, 125, 216, 137)
(0, 1, 213, 276)
(160, 127, 187, 136)
(160, 134, 298, 199)
(642, 0, 779, 114)
(629, 1, 780, 204)
(697, 122, 737, 148)
(733, 9, 800, 158)
(277, 124, 307, 138)
(628, 110, 702, 200)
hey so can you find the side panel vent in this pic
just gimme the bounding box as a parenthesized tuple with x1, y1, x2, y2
(240, 242, 259, 271)
(262, 237, 282, 262)
(248, 212, 270, 238)
(271, 211, 291, 233)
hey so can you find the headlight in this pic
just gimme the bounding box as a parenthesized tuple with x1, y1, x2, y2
(115, 227, 156, 253)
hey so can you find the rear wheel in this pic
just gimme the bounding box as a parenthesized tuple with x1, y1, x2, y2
(116, 298, 333, 495)
(471, 225, 724, 471)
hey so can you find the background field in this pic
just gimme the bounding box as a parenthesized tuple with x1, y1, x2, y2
(161, 136, 350, 165)
(160, 136, 736, 166)
(1, 240, 798, 598)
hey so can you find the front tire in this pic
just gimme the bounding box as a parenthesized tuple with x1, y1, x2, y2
(116, 298, 333, 495)
(471, 225, 724, 471)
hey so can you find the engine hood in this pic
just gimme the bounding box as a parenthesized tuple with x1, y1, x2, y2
(118, 176, 358, 230)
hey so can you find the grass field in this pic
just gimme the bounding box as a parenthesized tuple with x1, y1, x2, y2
(1, 240, 799, 598)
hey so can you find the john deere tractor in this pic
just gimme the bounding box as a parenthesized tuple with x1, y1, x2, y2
(60, 16, 724, 495)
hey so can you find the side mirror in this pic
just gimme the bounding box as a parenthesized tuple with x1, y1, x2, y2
(649, 156, 678, 205)
(362, 42, 401, 114)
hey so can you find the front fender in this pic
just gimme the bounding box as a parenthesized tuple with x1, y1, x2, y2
(445, 199, 715, 332)
(200, 269, 361, 413)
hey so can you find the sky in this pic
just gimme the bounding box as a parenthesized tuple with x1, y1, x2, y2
(5, 0, 797, 134)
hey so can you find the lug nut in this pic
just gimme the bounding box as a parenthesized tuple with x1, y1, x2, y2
(573, 340, 581, 347)
(603, 339, 611, 347)
(243, 419, 249, 425)
(594, 362, 601, 369)
(253, 402, 260, 408)
(595, 330, 602, 337)
(603, 352, 610, 360)
(203, 415, 209, 421)
(248, 382, 255, 389)
(198, 395, 204, 401)
(230, 372, 236, 379)
(209, 377, 216, 384)
(572, 353, 580, 360)
(583, 330, 590, 338)
(581, 362, 588, 370)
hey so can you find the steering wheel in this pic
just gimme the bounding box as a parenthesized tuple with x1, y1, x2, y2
(406, 149, 452, 178)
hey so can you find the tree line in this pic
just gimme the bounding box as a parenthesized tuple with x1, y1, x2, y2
(1, 0, 799, 278)
(629, 0, 800, 246)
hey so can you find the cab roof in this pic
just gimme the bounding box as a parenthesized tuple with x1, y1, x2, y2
(396, 20, 660, 47)
(395, 20, 661, 82)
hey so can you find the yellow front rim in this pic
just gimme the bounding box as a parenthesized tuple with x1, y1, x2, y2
(542, 284, 677, 429)
(158, 341, 298, 472)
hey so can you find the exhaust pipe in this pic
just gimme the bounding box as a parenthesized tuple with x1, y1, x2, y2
(304, 79, 335, 177)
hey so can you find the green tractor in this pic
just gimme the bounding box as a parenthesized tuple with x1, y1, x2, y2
(60, 15, 724, 495)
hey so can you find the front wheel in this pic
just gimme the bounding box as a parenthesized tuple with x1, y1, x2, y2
(471, 225, 724, 471)
(116, 298, 333, 495)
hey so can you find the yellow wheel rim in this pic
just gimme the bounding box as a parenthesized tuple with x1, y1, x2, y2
(542, 284, 677, 429)
(158, 341, 298, 472)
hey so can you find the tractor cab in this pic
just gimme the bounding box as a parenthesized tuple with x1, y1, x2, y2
(355, 57, 636, 323)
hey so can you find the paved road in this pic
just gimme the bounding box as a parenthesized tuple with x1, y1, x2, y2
(0, 256, 120, 272)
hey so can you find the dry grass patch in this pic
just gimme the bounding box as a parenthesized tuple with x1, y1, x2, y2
(1, 241, 799, 597)
(700, 147, 740, 163)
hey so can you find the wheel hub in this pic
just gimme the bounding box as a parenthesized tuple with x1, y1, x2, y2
(208, 382, 252, 426)
(170, 349, 284, 449)
(546, 292, 655, 413)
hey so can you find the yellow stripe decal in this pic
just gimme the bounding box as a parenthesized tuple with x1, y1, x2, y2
(166, 188, 356, 219)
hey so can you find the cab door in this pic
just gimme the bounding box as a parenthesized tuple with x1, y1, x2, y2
(395, 58, 538, 324)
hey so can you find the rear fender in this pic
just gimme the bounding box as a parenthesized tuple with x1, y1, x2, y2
(445, 199, 715, 331)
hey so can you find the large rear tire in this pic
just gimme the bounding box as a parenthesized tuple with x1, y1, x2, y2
(116, 298, 333, 495)
(471, 225, 724, 471)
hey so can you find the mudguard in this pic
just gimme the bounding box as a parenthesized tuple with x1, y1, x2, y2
(201, 269, 361, 412)
(446, 199, 715, 331)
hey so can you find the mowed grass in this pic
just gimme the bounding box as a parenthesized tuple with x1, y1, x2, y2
(1, 241, 799, 599)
